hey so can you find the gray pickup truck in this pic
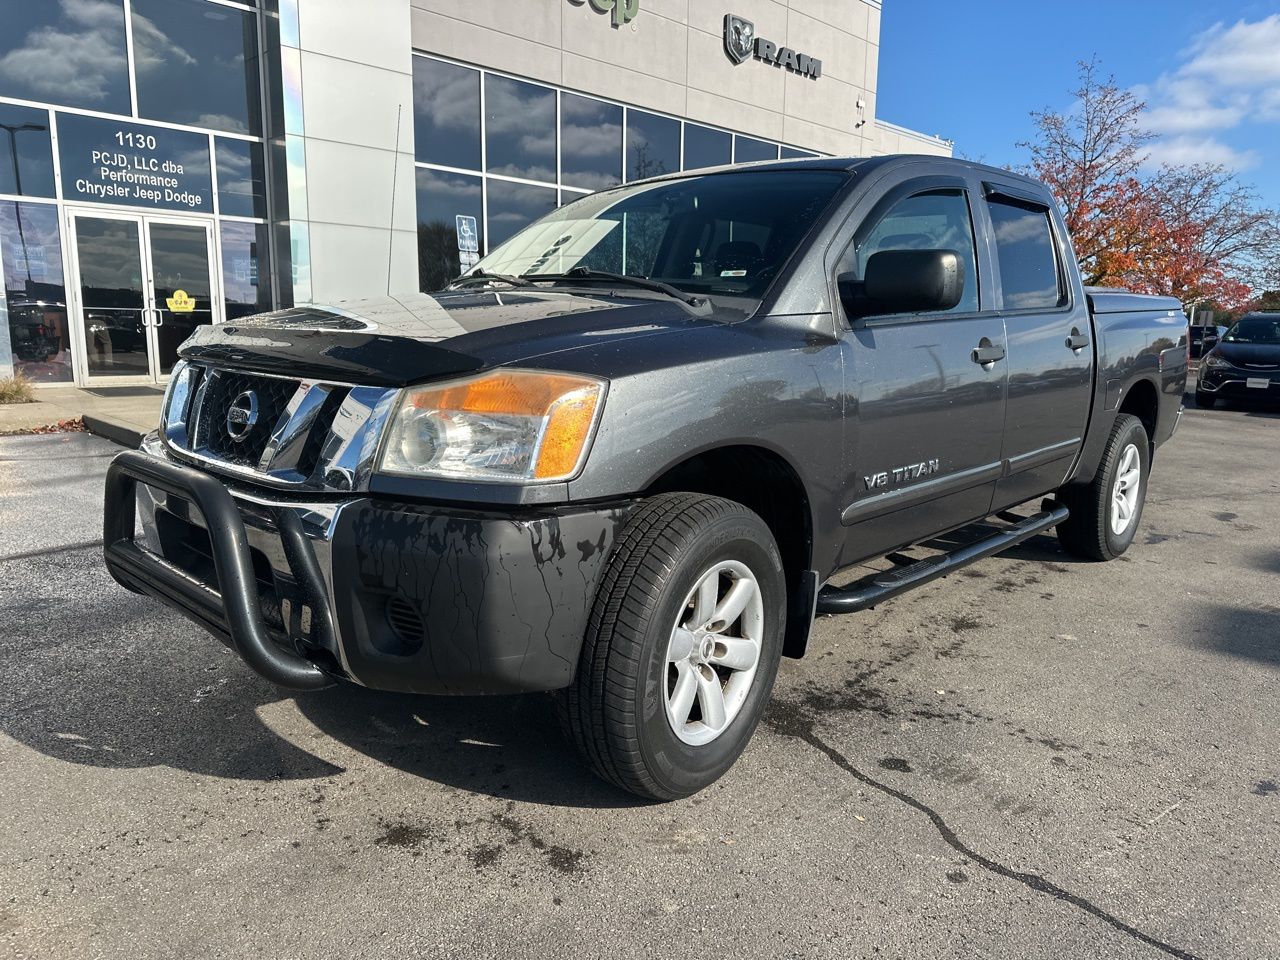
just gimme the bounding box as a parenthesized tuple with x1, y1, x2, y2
(104, 156, 1186, 799)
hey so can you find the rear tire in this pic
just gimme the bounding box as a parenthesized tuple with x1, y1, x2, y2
(1056, 413, 1149, 561)
(559, 493, 786, 801)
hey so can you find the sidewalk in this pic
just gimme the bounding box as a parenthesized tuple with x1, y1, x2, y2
(0, 385, 163, 445)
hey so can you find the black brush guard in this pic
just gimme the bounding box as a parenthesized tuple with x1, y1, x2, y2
(103, 450, 333, 690)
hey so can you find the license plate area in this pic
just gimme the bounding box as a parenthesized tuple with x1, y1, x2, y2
(1247, 377, 1270, 389)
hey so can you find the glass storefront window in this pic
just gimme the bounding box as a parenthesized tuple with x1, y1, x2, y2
(130, 0, 262, 136)
(0, 201, 71, 382)
(485, 75, 555, 183)
(0, 104, 55, 198)
(560, 94, 621, 191)
(412, 58, 481, 171)
(219, 220, 272, 320)
(215, 138, 267, 218)
(781, 146, 819, 159)
(734, 136, 778, 163)
(416, 168, 482, 293)
(0, 0, 131, 115)
(684, 124, 731, 171)
(626, 110, 679, 182)
(486, 179, 556, 248)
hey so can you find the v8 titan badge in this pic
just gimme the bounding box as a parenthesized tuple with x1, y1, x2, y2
(166, 289, 196, 313)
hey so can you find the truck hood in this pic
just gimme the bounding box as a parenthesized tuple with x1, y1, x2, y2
(179, 290, 746, 387)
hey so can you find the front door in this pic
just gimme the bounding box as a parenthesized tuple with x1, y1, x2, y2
(833, 175, 1008, 564)
(68, 211, 218, 384)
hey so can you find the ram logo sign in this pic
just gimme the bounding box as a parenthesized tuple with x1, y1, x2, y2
(722, 14, 823, 79)
(568, 0, 639, 27)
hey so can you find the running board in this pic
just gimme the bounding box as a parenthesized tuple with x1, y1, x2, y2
(815, 505, 1070, 615)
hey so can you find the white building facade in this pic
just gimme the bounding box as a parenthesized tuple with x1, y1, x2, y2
(0, 0, 950, 387)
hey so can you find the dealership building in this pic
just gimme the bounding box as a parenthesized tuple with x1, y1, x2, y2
(0, 0, 950, 388)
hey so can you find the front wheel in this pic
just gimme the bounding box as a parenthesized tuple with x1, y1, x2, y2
(559, 493, 786, 800)
(1056, 413, 1150, 560)
(1195, 389, 1217, 408)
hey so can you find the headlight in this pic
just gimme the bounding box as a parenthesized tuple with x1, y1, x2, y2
(378, 369, 606, 482)
(1203, 354, 1230, 368)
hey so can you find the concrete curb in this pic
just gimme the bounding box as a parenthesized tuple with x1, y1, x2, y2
(83, 415, 145, 449)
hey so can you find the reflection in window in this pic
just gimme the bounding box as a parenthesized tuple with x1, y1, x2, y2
(131, 0, 262, 135)
(215, 138, 267, 218)
(561, 94, 621, 191)
(0, 202, 71, 382)
(487, 179, 556, 249)
(626, 111, 679, 182)
(0, 0, 130, 115)
(846, 189, 979, 315)
(734, 136, 778, 163)
(416, 168, 483, 292)
(683, 125, 731, 171)
(220, 220, 272, 320)
(987, 199, 1062, 310)
(0, 104, 55, 198)
(485, 75, 555, 183)
(412, 57, 481, 171)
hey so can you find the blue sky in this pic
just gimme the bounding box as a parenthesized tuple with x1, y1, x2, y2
(877, 0, 1280, 207)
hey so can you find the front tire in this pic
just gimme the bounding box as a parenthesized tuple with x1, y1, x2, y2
(1195, 389, 1217, 408)
(1056, 413, 1150, 560)
(560, 493, 786, 800)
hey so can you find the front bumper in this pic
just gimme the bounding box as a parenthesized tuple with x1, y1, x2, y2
(1197, 366, 1280, 400)
(105, 439, 632, 694)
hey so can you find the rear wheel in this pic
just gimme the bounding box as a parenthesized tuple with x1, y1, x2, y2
(1056, 413, 1149, 561)
(559, 493, 786, 800)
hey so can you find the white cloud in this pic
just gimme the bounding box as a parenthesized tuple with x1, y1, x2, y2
(1142, 135, 1259, 171)
(1139, 15, 1280, 168)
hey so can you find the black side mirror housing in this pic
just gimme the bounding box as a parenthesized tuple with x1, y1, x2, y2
(840, 249, 964, 320)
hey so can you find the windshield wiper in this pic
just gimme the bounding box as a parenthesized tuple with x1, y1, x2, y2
(448, 269, 534, 290)
(533, 267, 706, 307)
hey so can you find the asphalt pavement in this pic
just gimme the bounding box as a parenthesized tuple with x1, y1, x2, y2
(0, 393, 1276, 960)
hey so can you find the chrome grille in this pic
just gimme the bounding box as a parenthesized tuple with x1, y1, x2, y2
(195, 371, 300, 468)
(163, 361, 400, 492)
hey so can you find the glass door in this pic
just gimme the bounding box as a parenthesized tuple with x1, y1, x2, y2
(145, 218, 216, 377)
(71, 213, 151, 382)
(69, 211, 219, 384)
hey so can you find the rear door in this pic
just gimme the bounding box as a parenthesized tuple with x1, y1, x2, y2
(832, 172, 1008, 564)
(978, 180, 1093, 509)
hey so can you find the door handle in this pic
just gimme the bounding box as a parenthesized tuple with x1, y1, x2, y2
(1066, 328, 1089, 351)
(971, 338, 1005, 365)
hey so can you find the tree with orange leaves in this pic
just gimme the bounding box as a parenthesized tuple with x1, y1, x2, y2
(1021, 59, 1280, 309)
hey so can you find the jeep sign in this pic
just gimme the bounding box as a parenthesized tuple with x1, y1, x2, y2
(568, 0, 640, 27)
(723, 14, 822, 79)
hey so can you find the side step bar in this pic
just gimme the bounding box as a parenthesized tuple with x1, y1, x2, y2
(816, 505, 1070, 615)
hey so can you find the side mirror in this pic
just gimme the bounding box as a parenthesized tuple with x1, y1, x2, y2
(840, 249, 964, 320)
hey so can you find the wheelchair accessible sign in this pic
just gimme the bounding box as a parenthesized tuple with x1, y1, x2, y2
(456, 215, 479, 270)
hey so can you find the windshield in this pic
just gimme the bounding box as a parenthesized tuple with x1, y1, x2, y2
(1223, 317, 1280, 344)
(469, 170, 849, 299)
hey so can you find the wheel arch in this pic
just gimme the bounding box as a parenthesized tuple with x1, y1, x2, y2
(643, 443, 817, 659)
(1117, 376, 1160, 453)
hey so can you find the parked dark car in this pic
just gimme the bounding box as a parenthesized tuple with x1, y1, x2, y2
(1195, 312, 1280, 407)
(103, 156, 1186, 799)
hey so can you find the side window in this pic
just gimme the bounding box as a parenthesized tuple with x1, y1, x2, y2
(987, 198, 1064, 310)
(837, 189, 979, 316)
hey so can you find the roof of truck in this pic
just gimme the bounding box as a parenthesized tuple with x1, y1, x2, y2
(646, 154, 1049, 190)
